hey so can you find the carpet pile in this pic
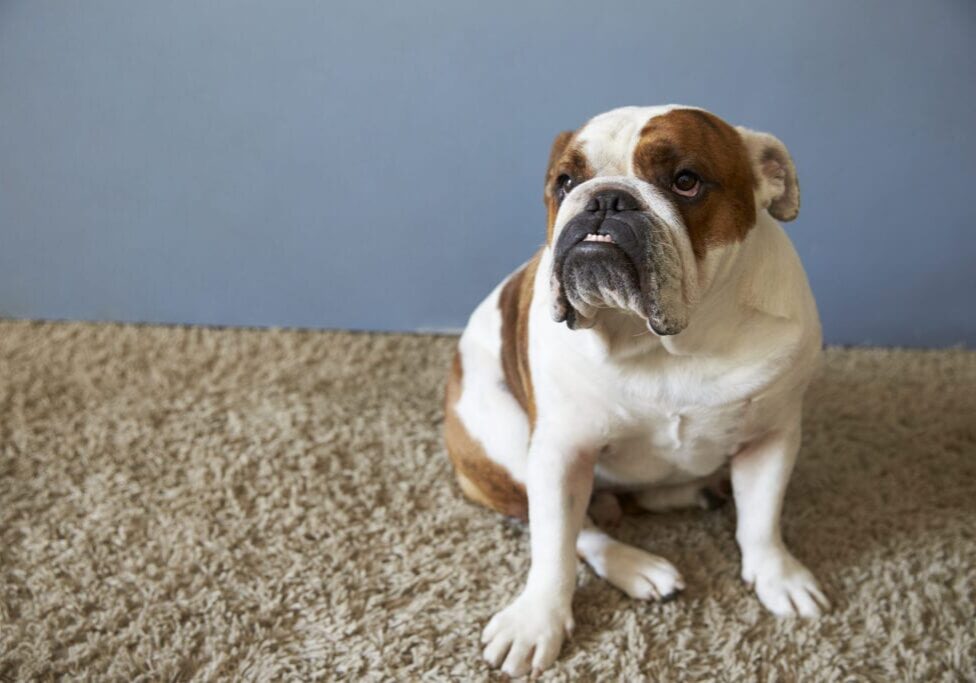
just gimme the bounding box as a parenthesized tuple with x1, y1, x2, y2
(1, 320, 974, 680)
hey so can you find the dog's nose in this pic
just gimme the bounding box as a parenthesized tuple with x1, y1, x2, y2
(585, 190, 639, 214)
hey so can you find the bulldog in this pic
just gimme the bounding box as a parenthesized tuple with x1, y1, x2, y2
(444, 105, 827, 676)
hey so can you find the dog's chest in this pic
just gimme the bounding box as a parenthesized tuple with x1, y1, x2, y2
(558, 359, 776, 487)
(596, 397, 754, 486)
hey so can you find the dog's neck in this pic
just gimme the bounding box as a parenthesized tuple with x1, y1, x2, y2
(580, 228, 762, 361)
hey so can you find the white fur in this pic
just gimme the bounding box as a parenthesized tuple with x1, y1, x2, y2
(454, 278, 530, 484)
(455, 106, 826, 676)
(578, 105, 682, 177)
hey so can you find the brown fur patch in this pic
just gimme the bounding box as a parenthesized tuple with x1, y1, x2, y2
(633, 109, 757, 259)
(544, 132, 593, 243)
(444, 351, 529, 521)
(498, 252, 541, 427)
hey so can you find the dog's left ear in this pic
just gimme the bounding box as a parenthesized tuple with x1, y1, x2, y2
(736, 126, 800, 222)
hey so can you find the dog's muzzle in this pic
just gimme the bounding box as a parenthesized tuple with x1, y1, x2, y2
(550, 188, 687, 335)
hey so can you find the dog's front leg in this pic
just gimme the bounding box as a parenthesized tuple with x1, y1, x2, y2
(482, 431, 595, 677)
(732, 414, 830, 617)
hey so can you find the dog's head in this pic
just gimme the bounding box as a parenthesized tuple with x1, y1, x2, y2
(544, 106, 800, 334)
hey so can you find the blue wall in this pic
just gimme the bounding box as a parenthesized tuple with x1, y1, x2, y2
(1, 1, 974, 346)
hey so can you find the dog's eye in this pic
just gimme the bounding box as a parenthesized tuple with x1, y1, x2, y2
(555, 174, 575, 201)
(671, 171, 701, 198)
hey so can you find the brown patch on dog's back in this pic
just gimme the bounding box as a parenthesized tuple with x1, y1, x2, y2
(444, 351, 528, 520)
(633, 109, 757, 258)
(498, 252, 541, 427)
(442, 253, 541, 521)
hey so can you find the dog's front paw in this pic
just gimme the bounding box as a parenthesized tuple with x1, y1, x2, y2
(742, 546, 829, 618)
(481, 592, 573, 677)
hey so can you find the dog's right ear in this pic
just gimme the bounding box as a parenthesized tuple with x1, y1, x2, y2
(736, 126, 800, 222)
(544, 130, 574, 203)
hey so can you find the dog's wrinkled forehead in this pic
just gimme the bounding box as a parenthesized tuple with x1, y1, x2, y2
(576, 105, 681, 177)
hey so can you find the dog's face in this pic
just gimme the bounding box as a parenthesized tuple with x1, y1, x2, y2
(544, 106, 800, 334)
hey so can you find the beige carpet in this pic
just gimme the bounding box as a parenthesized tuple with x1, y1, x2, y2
(1, 320, 974, 681)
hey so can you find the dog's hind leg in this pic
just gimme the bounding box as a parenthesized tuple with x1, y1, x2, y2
(576, 517, 685, 601)
(632, 469, 732, 513)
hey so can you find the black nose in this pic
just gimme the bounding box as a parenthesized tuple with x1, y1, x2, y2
(585, 190, 640, 214)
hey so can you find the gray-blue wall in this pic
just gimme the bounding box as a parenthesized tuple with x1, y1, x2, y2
(1, 1, 974, 346)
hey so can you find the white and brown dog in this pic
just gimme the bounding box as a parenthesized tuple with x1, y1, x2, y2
(444, 105, 827, 676)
